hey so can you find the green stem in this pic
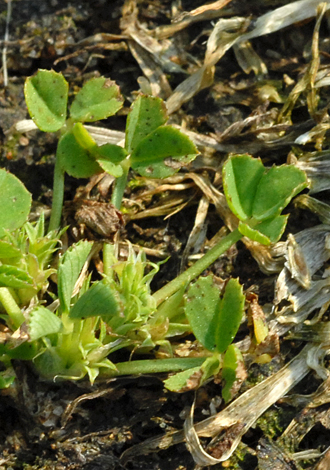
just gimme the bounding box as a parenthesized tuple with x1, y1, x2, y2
(103, 242, 113, 278)
(153, 228, 243, 306)
(111, 159, 130, 210)
(105, 357, 206, 377)
(0, 288, 24, 329)
(49, 157, 65, 232)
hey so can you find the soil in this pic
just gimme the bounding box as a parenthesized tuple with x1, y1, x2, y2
(1, 1, 330, 469)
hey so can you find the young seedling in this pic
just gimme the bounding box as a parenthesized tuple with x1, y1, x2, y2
(164, 276, 245, 402)
(26, 241, 205, 382)
(152, 154, 308, 307)
(24, 69, 198, 230)
(0, 170, 31, 329)
(0, 176, 63, 387)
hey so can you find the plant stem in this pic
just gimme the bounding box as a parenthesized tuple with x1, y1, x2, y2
(103, 242, 113, 278)
(0, 288, 24, 329)
(111, 158, 130, 210)
(49, 157, 65, 232)
(153, 228, 243, 306)
(105, 357, 206, 377)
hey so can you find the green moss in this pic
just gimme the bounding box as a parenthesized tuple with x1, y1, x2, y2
(256, 408, 284, 440)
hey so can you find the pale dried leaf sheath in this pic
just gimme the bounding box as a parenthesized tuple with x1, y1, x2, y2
(14, 120, 127, 147)
(238, 0, 330, 42)
(314, 447, 330, 470)
(295, 154, 330, 194)
(295, 195, 330, 224)
(184, 399, 225, 467)
(233, 41, 268, 75)
(275, 225, 330, 318)
(286, 233, 311, 290)
(84, 126, 125, 146)
(277, 278, 330, 324)
(243, 239, 285, 275)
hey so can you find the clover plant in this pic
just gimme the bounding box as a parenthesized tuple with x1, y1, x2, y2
(42, 154, 306, 387)
(0, 151, 307, 393)
(2, 68, 308, 395)
(164, 276, 245, 402)
(24, 69, 198, 230)
(152, 154, 308, 306)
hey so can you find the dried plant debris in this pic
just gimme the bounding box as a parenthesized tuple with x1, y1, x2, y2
(295, 151, 330, 194)
(121, 344, 314, 465)
(275, 225, 330, 323)
(295, 194, 330, 225)
(257, 438, 301, 470)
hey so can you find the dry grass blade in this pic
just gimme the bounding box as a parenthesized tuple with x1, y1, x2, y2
(239, 0, 330, 42)
(277, 278, 330, 324)
(128, 196, 190, 220)
(295, 153, 330, 194)
(233, 40, 268, 75)
(165, 0, 330, 115)
(128, 40, 172, 98)
(180, 195, 209, 272)
(278, 2, 327, 123)
(166, 17, 250, 114)
(121, 0, 176, 98)
(295, 195, 330, 224)
(278, 365, 330, 459)
(53, 42, 127, 66)
(61, 385, 119, 428)
(154, 0, 234, 40)
(314, 447, 330, 470)
(2, 0, 12, 87)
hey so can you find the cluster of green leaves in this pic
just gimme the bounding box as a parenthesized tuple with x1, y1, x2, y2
(164, 277, 244, 402)
(0, 174, 62, 387)
(31, 240, 162, 383)
(223, 155, 307, 245)
(0, 70, 309, 400)
(24, 69, 198, 230)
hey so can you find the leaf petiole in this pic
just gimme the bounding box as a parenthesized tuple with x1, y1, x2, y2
(48, 156, 65, 232)
(111, 158, 131, 210)
(153, 228, 243, 306)
(0, 287, 25, 330)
